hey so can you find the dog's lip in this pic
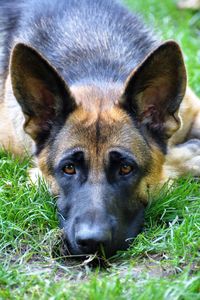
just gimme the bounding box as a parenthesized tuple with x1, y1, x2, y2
(60, 219, 142, 257)
(64, 239, 109, 256)
(62, 233, 131, 258)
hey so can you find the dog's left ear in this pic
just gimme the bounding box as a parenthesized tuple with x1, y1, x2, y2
(10, 43, 76, 143)
(120, 41, 186, 141)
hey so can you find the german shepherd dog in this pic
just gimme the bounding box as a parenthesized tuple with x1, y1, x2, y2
(0, 0, 200, 257)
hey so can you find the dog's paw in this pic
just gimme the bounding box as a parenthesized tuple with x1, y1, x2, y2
(164, 139, 200, 178)
(28, 167, 43, 185)
(177, 138, 200, 156)
(28, 167, 59, 195)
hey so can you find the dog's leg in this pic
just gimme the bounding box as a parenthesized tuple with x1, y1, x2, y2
(164, 87, 200, 179)
(164, 139, 200, 178)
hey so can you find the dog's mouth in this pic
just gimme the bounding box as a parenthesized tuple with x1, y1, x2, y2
(57, 202, 145, 258)
(60, 218, 144, 258)
(57, 206, 145, 258)
(61, 235, 130, 259)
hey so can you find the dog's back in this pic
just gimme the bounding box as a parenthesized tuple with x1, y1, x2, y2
(0, 0, 159, 89)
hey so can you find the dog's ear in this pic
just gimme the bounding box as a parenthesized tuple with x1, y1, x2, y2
(11, 43, 76, 142)
(120, 41, 186, 142)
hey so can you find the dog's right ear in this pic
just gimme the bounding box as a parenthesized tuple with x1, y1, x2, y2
(10, 43, 76, 142)
(119, 41, 187, 147)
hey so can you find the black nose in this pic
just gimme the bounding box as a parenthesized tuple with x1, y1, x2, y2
(75, 227, 112, 254)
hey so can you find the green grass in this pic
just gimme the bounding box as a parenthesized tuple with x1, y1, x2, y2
(0, 1, 200, 299)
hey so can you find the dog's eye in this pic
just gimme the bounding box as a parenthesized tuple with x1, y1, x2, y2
(119, 164, 133, 176)
(63, 164, 76, 175)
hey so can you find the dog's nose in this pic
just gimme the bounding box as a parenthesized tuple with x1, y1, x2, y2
(75, 227, 112, 253)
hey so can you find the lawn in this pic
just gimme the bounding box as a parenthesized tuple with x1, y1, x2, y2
(0, 0, 200, 299)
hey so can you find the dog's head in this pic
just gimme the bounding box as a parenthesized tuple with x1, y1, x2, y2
(10, 41, 186, 256)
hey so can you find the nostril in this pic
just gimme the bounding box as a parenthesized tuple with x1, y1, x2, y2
(75, 229, 112, 252)
(76, 237, 92, 248)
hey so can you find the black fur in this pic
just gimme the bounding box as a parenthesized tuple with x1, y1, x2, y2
(0, 0, 159, 90)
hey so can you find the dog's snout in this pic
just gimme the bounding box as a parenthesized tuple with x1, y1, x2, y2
(75, 226, 112, 253)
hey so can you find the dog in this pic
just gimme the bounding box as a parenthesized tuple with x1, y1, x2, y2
(0, 0, 200, 257)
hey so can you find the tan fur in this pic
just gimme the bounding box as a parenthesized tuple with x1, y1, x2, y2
(48, 103, 151, 177)
(137, 146, 165, 204)
(36, 147, 60, 194)
(169, 87, 200, 145)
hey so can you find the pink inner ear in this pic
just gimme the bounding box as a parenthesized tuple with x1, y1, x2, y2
(26, 77, 55, 108)
(137, 80, 172, 131)
(138, 105, 159, 129)
(40, 87, 55, 107)
(140, 79, 172, 110)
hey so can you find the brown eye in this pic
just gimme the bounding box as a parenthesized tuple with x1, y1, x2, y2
(119, 164, 133, 176)
(63, 164, 76, 175)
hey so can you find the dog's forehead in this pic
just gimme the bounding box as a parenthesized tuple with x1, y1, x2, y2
(52, 104, 150, 167)
(70, 83, 123, 109)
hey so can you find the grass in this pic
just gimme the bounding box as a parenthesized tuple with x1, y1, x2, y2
(0, 0, 200, 299)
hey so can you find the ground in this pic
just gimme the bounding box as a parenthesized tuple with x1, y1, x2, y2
(0, 0, 200, 299)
